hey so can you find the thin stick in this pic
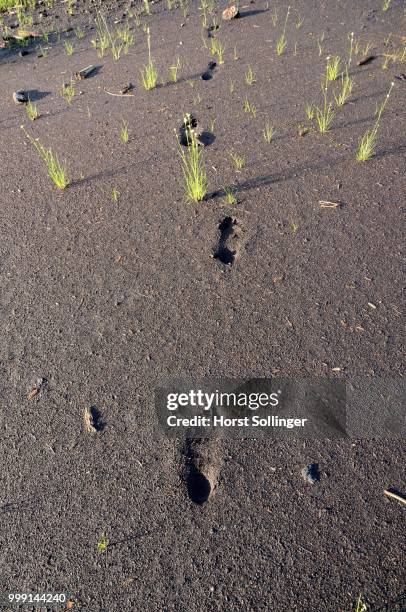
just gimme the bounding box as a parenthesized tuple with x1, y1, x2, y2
(319, 200, 341, 208)
(104, 89, 135, 97)
(384, 489, 406, 505)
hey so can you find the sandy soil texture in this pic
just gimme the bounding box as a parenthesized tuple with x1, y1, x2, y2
(0, 0, 405, 610)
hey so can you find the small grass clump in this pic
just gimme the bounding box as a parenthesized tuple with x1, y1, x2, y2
(326, 55, 341, 81)
(26, 99, 39, 121)
(305, 103, 314, 120)
(120, 119, 129, 144)
(355, 594, 368, 612)
(230, 151, 245, 171)
(169, 57, 181, 83)
(178, 115, 208, 203)
(75, 26, 85, 40)
(21, 125, 70, 190)
(62, 81, 75, 105)
(245, 65, 255, 85)
(357, 82, 394, 162)
(276, 5, 290, 56)
(0, 0, 22, 10)
(179, 0, 190, 18)
(141, 27, 158, 90)
(315, 96, 334, 133)
(66, 0, 74, 16)
(263, 120, 275, 143)
(315, 59, 335, 133)
(112, 187, 120, 203)
(296, 14, 304, 29)
(334, 71, 353, 106)
(97, 536, 109, 553)
(317, 31, 325, 56)
(117, 23, 134, 54)
(334, 32, 355, 106)
(211, 37, 226, 64)
(243, 98, 257, 118)
(382, 45, 406, 70)
(223, 186, 237, 206)
(92, 14, 110, 57)
(199, 0, 215, 27)
(382, 0, 391, 11)
(64, 40, 74, 56)
(93, 12, 124, 60)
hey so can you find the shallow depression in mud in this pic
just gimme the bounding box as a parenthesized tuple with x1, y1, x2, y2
(186, 465, 212, 504)
(213, 216, 238, 265)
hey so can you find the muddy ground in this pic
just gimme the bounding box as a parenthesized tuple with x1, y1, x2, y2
(0, 0, 405, 610)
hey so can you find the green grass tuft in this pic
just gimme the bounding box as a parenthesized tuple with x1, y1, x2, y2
(357, 81, 394, 161)
(178, 116, 208, 203)
(263, 120, 275, 143)
(140, 27, 158, 90)
(326, 55, 341, 81)
(26, 99, 39, 121)
(21, 125, 70, 190)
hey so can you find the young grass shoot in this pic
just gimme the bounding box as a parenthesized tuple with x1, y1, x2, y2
(263, 120, 275, 143)
(21, 125, 70, 190)
(230, 151, 246, 171)
(315, 59, 335, 133)
(276, 5, 290, 56)
(357, 82, 394, 161)
(141, 27, 158, 90)
(120, 119, 129, 144)
(326, 55, 341, 81)
(178, 115, 208, 203)
(26, 99, 39, 121)
(62, 81, 75, 105)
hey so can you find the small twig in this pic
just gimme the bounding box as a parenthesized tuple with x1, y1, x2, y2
(319, 200, 341, 208)
(384, 489, 406, 506)
(104, 89, 135, 97)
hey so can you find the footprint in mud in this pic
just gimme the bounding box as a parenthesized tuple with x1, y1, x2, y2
(213, 216, 241, 266)
(182, 439, 219, 504)
(201, 61, 217, 81)
(178, 113, 215, 147)
(84, 406, 105, 433)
